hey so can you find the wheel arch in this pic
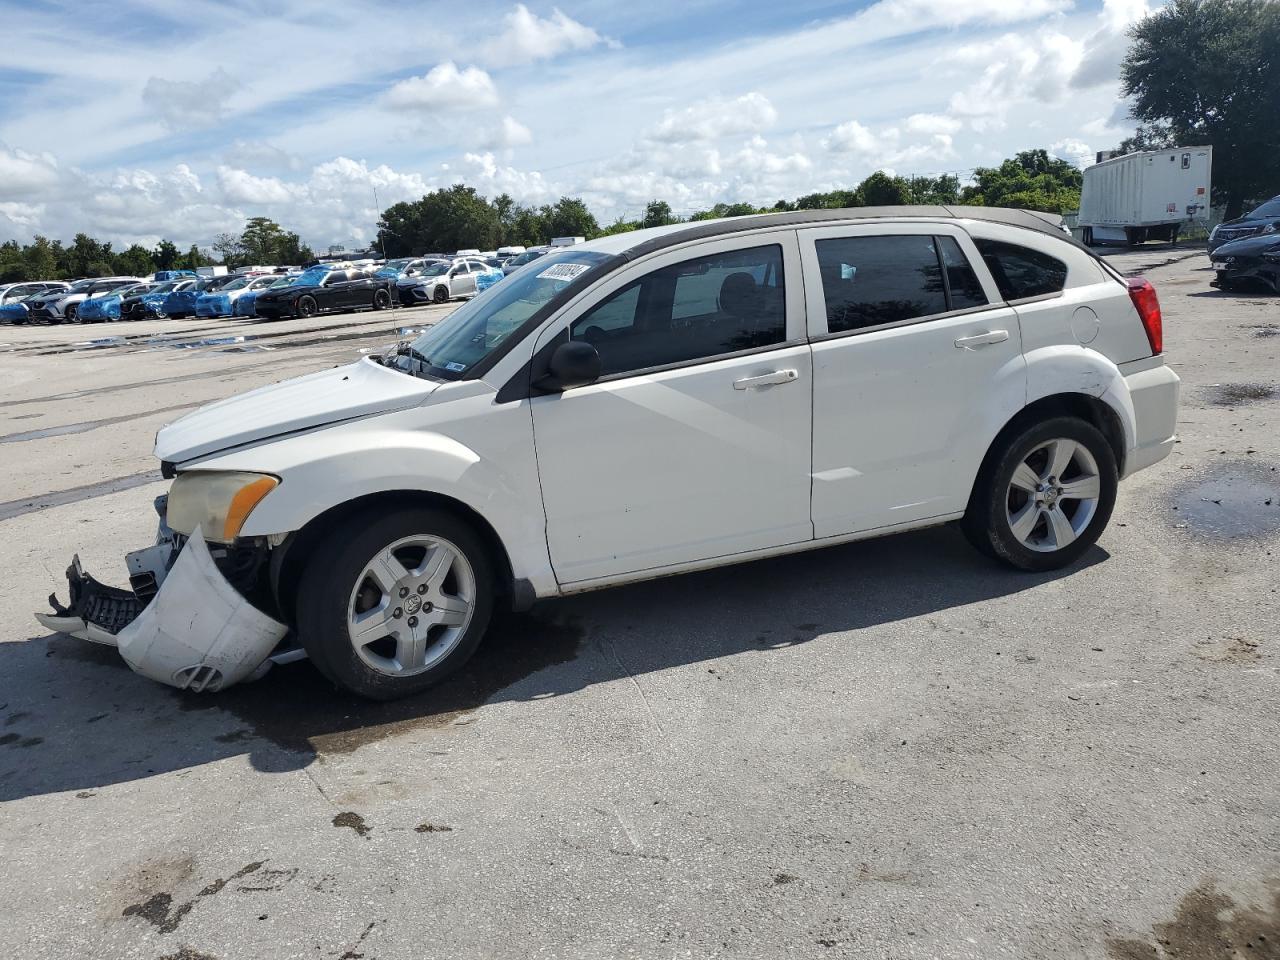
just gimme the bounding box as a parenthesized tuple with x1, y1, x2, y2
(269, 489, 517, 627)
(970, 392, 1126, 508)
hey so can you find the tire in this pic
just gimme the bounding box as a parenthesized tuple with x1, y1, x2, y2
(372, 288, 391, 310)
(65, 304, 79, 323)
(961, 416, 1118, 572)
(432, 285, 449, 304)
(1082, 227, 1094, 246)
(295, 295, 317, 319)
(295, 506, 496, 700)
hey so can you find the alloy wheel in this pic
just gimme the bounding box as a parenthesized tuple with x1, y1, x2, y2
(1005, 438, 1102, 553)
(346, 535, 476, 677)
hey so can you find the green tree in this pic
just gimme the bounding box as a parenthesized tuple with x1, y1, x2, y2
(377, 185, 501, 254)
(152, 239, 180, 271)
(857, 171, 912, 206)
(65, 233, 115, 277)
(114, 244, 156, 277)
(641, 199, 677, 229)
(543, 197, 599, 239)
(960, 150, 1083, 212)
(904, 174, 961, 204)
(1121, 0, 1280, 217)
(212, 232, 244, 266)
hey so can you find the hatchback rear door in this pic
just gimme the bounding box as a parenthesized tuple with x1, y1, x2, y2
(799, 223, 1025, 538)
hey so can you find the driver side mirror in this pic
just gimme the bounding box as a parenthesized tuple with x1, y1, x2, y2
(537, 340, 601, 392)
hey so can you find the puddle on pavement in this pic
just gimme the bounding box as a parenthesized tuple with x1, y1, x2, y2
(1202, 382, 1277, 406)
(176, 612, 585, 757)
(1172, 461, 1280, 539)
(1107, 877, 1280, 960)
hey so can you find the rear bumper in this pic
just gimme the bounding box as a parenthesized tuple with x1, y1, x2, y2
(1119, 359, 1181, 477)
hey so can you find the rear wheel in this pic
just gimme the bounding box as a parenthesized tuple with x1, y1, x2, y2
(295, 507, 495, 700)
(962, 417, 1117, 572)
(295, 295, 317, 319)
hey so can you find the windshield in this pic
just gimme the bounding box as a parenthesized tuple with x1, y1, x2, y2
(1247, 199, 1280, 219)
(405, 249, 612, 379)
(64, 279, 96, 293)
(221, 277, 252, 291)
(376, 258, 414, 276)
(507, 250, 546, 268)
(418, 263, 449, 278)
(147, 281, 179, 294)
(268, 276, 299, 289)
(294, 267, 329, 286)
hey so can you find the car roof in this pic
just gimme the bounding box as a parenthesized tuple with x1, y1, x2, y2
(574, 206, 1080, 260)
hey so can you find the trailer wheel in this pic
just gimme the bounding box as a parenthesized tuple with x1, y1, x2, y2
(1082, 227, 1094, 246)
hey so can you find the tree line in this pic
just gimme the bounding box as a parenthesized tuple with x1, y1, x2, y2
(374, 151, 1084, 256)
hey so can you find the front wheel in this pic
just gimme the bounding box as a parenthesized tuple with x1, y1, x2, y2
(295, 295, 317, 318)
(295, 507, 495, 700)
(372, 288, 391, 310)
(64, 304, 79, 323)
(432, 285, 449, 304)
(962, 417, 1118, 572)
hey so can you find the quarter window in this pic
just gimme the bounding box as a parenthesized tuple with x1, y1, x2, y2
(815, 235, 946, 333)
(972, 239, 1068, 301)
(569, 244, 786, 377)
(938, 237, 988, 310)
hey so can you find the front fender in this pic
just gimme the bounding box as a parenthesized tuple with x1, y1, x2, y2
(1022, 344, 1137, 454)
(183, 392, 557, 597)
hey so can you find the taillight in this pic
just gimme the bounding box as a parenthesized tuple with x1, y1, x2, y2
(1126, 277, 1162, 355)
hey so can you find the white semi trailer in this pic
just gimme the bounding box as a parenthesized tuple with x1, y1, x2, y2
(1078, 147, 1212, 246)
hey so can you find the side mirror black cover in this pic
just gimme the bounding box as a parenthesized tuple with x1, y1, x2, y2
(542, 340, 602, 391)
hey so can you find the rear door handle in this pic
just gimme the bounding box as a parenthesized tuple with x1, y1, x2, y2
(733, 369, 798, 390)
(954, 330, 1010, 349)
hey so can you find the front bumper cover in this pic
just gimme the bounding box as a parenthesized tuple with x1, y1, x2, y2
(36, 522, 289, 692)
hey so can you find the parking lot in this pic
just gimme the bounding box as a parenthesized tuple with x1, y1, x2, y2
(1, 248, 1278, 959)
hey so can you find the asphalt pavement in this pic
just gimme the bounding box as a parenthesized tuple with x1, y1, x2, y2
(1, 251, 1277, 959)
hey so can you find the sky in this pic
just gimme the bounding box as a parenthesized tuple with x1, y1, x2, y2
(0, 0, 1154, 252)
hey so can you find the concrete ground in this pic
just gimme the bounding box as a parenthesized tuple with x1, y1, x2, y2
(0, 252, 1277, 960)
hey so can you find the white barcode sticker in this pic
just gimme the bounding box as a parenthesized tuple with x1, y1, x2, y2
(537, 263, 591, 283)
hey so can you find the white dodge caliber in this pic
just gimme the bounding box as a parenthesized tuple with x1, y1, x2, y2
(38, 207, 1180, 699)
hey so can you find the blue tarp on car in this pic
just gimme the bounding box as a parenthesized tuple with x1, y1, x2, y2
(78, 294, 124, 321)
(0, 302, 30, 322)
(234, 292, 260, 317)
(196, 292, 233, 317)
(154, 270, 197, 282)
(164, 288, 200, 317)
(475, 270, 504, 294)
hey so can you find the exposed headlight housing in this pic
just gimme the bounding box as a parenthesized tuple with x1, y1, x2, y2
(167, 471, 280, 543)
(1264, 223, 1278, 234)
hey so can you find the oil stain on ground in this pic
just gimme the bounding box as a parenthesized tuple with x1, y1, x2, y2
(1172, 461, 1280, 539)
(122, 861, 264, 934)
(332, 812, 371, 838)
(177, 612, 585, 759)
(1202, 382, 1277, 406)
(1107, 878, 1280, 959)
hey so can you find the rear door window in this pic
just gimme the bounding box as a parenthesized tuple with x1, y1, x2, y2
(814, 235, 946, 333)
(569, 244, 787, 377)
(972, 239, 1067, 301)
(937, 237, 988, 310)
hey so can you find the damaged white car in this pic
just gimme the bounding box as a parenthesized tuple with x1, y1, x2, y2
(39, 208, 1180, 700)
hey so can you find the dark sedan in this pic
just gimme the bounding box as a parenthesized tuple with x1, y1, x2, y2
(1210, 234, 1280, 292)
(1208, 196, 1280, 253)
(252, 266, 395, 320)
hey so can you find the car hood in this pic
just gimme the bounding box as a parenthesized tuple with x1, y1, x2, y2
(155, 357, 440, 463)
(1212, 235, 1280, 257)
(257, 284, 317, 300)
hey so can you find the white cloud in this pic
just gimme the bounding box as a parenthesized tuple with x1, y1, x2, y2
(384, 63, 499, 113)
(141, 68, 240, 130)
(904, 113, 962, 136)
(216, 166, 300, 205)
(1071, 0, 1151, 89)
(1049, 137, 1095, 167)
(0, 146, 60, 197)
(648, 93, 777, 144)
(479, 4, 610, 67)
(947, 31, 1085, 127)
(479, 115, 534, 150)
(823, 120, 884, 155)
(222, 140, 304, 173)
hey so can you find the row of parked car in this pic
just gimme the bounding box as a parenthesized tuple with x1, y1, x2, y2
(1207, 194, 1280, 293)
(0, 246, 558, 324)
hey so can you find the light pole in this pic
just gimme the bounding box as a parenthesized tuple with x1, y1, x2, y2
(372, 185, 388, 260)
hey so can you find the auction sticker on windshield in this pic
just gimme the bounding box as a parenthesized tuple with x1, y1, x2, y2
(537, 263, 592, 283)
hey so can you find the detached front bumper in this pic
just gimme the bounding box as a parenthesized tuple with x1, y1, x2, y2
(36, 500, 290, 692)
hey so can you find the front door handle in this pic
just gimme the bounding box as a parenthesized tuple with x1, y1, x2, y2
(733, 369, 798, 390)
(954, 330, 1010, 349)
